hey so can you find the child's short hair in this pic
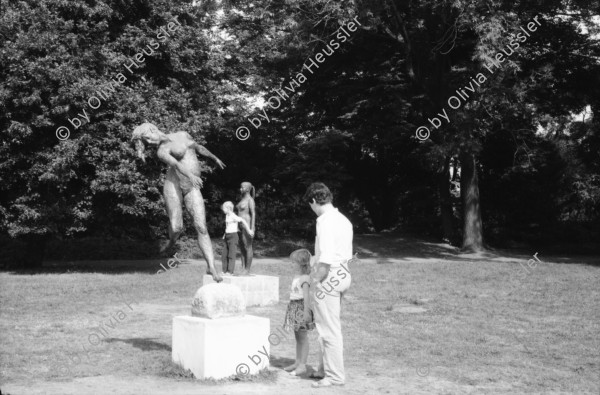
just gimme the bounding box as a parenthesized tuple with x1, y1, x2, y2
(290, 249, 312, 274)
(222, 201, 234, 211)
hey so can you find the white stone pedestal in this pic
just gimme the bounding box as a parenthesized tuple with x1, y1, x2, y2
(172, 315, 270, 380)
(202, 275, 279, 307)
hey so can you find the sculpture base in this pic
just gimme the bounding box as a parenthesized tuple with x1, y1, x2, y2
(172, 315, 270, 379)
(202, 274, 279, 307)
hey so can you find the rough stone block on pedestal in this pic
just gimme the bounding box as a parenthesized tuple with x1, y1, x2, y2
(202, 274, 279, 307)
(172, 315, 270, 379)
(191, 283, 246, 319)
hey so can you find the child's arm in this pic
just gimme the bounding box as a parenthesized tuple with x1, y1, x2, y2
(301, 282, 311, 322)
(233, 214, 254, 236)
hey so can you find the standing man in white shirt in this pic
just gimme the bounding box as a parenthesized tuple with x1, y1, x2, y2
(304, 182, 353, 388)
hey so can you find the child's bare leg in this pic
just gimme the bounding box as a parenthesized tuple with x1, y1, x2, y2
(284, 329, 302, 371)
(284, 330, 299, 371)
(291, 330, 308, 376)
(298, 329, 310, 370)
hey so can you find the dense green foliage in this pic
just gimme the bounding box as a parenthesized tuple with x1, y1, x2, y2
(1, 0, 598, 263)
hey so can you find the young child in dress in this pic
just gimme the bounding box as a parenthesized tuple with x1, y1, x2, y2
(221, 201, 253, 275)
(283, 248, 315, 376)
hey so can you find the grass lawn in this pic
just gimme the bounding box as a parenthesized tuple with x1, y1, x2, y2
(1, 234, 599, 394)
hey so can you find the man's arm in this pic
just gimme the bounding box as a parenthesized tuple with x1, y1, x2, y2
(193, 142, 226, 169)
(313, 231, 320, 265)
(311, 219, 339, 283)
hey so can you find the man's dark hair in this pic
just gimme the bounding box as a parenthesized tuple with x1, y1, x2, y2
(303, 182, 333, 205)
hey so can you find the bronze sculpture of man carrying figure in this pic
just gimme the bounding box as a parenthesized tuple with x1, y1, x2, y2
(132, 123, 224, 283)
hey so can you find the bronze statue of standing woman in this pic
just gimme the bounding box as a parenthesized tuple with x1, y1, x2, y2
(236, 182, 256, 275)
(132, 123, 224, 283)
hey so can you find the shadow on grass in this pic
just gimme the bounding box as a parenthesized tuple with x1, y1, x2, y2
(0, 236, 212, 274)
(3, 234, 598, 274)
(158, 358, 279, 384)
(104, 337, 171, 352)
(269, 355, 321, 382)
(354, 233, 459, 260)
(3, 259, 174, 275)
(356, 234, 600, 267)
(268, 355, 295, 370)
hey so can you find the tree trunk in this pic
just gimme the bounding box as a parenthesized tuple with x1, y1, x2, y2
(19, 234, 48, 269)
(362, 194, 387, 232)
(460, 152, 484, 252)
(438, 156, 455, 244)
